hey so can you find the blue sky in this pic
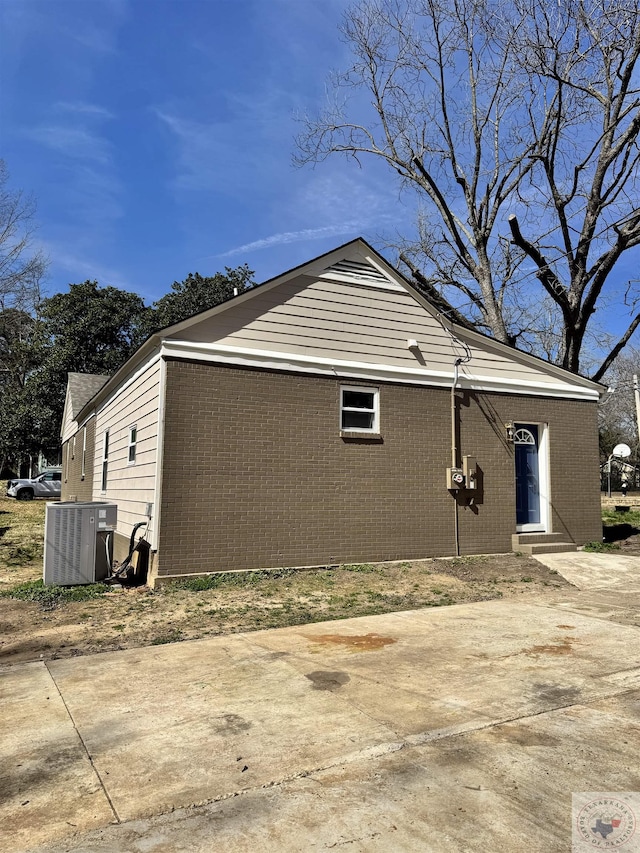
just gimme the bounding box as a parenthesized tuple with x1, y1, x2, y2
(0, 0, 638, 366)
(1, 0, 404, 304)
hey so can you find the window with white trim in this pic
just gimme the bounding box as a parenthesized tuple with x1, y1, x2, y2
(81, 427, 87, 480)
(101, 430, 109, 492)
(340, 386, 379, 433)
(128, 425, 137, 464)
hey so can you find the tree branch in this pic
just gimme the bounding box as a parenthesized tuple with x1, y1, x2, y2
(507, 215, 571, 313)
(399, 253, 478, 331)
(592, 311, 640, 383)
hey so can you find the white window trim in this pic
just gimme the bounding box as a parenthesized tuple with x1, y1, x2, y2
(128, 425, 137, 465)
(340, 385, 380, 433)
(81, 427, 87, 480)
(101, 430, 109, 493)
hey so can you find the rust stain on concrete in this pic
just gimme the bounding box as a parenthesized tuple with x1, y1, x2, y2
(303, 633, 397, 652)
(523, 637, 578, 657)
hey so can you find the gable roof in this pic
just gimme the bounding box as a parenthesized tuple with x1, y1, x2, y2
(75, 238, 604, 422)
(158, 238, 604, 401)
(67, 372, 110, 417)
(60, 372, 110, 441)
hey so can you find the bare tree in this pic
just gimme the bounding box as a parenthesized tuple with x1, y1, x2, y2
(599, 347, 640, 445)
(296, 0, 640, 378)
(0, 160, 47, 313)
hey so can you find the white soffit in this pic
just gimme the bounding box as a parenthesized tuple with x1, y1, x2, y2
(160, 340, 601, 401)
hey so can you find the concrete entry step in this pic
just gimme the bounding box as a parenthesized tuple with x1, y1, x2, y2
(518, 542, 578, 555)
(512, 532, 567, 546)
(512, 533, 577, 555)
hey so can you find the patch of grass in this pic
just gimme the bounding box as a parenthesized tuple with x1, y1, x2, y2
(0, 579, 110, 606)
(602, 507, 640, 526)
(165, 569, 295, 592)
(151, 628, 183, 645)
(583, 540, 621, 553)
(341, 563, 377, 573)
(5, 543, 43, 565)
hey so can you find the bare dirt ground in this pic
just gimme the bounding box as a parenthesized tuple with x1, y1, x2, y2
(1, 497, 631, 667)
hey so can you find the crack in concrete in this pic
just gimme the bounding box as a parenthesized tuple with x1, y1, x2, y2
(147, 677, 640, 820)
(44, 661, 121, 825)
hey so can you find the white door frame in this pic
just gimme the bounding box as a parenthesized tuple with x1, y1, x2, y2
(515, 422, 550, 533)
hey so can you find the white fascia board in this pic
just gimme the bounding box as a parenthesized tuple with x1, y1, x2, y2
(160, 340, 602, 401)
(78, 411, 96, 431)
(160, 240, 381, 339)
(384, 275, 604, 398)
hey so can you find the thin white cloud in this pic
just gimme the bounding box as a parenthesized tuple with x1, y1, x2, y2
(58, 0, 128, 54)
(220, 224, 363, 257)
(153, 107, 287, 197)
(25, 125, 112, 165)
(54, 101, 114, 120)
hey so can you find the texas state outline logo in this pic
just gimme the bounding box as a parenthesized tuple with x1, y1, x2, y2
(573, 793, 637, 850)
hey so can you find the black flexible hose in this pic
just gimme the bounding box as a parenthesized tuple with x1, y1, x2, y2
(111, 521, 148, 579)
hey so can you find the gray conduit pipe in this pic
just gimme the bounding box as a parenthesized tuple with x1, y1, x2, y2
(451, 358, 463, 557)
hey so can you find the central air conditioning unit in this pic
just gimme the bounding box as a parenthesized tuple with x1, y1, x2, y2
(43, 501, 117, 586)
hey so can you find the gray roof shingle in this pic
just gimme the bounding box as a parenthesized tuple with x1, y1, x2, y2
(67, 372, 110, 418)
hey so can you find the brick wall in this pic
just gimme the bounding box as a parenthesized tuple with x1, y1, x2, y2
(61, 417, 96, 503)
(157, 360, 601, 576)
(456, 390, 602, 553)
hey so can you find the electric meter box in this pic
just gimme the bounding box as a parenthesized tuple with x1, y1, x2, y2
(447, 467, 465, 489)
(44, 502, 117, 586)
(463, 456, 478, 489)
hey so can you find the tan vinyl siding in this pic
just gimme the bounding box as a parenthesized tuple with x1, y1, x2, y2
(61, 417, 96, 502)
(93, 359, 160, 541)
(60, 397, 78, 444)
(165, 274, 590, 394)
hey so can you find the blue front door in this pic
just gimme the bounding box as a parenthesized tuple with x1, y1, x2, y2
(515, 424, 541, 526)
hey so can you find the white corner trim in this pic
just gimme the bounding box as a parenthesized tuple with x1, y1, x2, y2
(160, 340, 601, 401)
(151, 358, 167, 552)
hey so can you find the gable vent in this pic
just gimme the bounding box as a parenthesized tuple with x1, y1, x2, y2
(323, 259, 389, 284)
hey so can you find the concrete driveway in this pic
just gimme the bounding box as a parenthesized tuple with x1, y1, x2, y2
(2, 553, 640, 853)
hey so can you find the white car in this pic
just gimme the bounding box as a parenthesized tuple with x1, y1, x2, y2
(7, 469, 62, 501)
